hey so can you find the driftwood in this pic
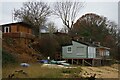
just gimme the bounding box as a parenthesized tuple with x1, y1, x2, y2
(86, 74, 96, 80)
(8, 73, 15, 78)
(8, 69, 28, 78)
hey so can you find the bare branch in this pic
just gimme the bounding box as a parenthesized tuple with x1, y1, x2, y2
(53, 1, 84, 30)
(14, 1, 52, 36)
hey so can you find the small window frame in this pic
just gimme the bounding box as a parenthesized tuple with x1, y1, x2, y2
(4, 26, 10, 33)
(67, 46, 72, 53)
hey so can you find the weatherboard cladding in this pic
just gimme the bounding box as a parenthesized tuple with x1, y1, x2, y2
(62, 41, 87, 59)
(1, 22, 34, 46)
(62, 40, 97, 59)
(1, 22, 32, 34)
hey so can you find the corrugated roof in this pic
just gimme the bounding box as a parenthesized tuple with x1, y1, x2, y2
(72, 39, 96, 47)
(1, 22, 32, 28)
(61, 43, 72, 47)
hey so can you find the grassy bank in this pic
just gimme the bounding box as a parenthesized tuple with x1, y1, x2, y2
(2, 63, 82, 78)
(2, 63, 119, 78)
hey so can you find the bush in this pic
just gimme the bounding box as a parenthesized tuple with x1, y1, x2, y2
(2, 50, 16, 65)
(5, 38, 14, 46)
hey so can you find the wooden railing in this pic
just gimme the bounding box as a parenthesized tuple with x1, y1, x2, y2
(3, 32, 35, 39)
(96, 53, 110, 59)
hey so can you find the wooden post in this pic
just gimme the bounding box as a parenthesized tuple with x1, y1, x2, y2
(82, 59, 84, 66)
(60, 54, 61, 60)
(65, 59, 67, 62)
(100, 59, 101, 66)
(67, 59, 68, 62)
(72, 59, 73, 64)
(77, 59, 79, 65)
(92, 59, 94, 66)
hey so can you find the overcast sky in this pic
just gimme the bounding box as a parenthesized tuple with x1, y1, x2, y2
(0, 0, 119, 29)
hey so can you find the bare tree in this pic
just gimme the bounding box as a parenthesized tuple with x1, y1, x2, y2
(14, 1, 51, 36)
(60, 25, 68, 33)
(47, 22, 57, 34)
(53, 1, 84, 30)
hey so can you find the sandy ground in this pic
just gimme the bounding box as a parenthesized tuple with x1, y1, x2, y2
(81, 64, 119, 78)
(41, 63, 119, 78)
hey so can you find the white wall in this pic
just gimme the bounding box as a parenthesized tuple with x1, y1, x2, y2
(0, 30, 2, 39)
(88, 46, 96, 58)
(0, 30, 2, 79)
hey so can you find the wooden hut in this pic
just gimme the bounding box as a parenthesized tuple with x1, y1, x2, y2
(0, 22, 35, 45)
(62, 40, 110, 66)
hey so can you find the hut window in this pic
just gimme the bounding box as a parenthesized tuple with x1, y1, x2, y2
(4, 26, 10, 33)
(105, 50, 110, 56)
(67, 46, 72, 53)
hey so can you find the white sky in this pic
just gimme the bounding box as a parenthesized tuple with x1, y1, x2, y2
(0, 0, 119, 29)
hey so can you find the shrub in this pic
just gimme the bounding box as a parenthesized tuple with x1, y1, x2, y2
(2, 49, 16, 65)
(5, 38, 14, 45)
